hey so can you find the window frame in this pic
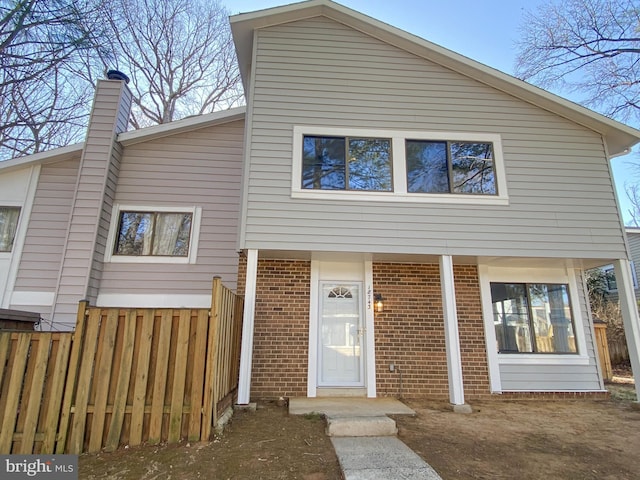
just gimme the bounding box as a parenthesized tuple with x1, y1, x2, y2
(479, 265, 590, 366)
(490, 281, 578, 355)
(104, 205, 201, 264)
(292, 126, 509, 205)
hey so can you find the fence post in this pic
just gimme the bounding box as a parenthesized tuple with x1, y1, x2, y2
(202, 277, 221, 441)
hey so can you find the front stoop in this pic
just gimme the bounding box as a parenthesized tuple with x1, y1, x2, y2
(326, 415, 398, 437)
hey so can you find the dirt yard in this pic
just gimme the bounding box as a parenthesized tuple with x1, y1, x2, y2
(79, 370, 639, 480)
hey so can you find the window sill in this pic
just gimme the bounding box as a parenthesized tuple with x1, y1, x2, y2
(291, 189, 509, 205)
(498, 354, 590, 365)
(107, 255, 193, 264)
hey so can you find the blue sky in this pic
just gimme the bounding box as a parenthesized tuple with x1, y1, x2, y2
(227, 0, 638, 224)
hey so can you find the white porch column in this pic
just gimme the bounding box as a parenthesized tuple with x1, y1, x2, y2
(440, 255, 465, 405)
(613, 259, 640, 401)
(237, 249, 258, 405)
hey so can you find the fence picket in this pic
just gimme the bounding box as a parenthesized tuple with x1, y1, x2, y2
(129, 310, 153, 446)
(168, 310, 191, 443)
(105, 310, 137, 451)
(18, 333, 51, 454)
(0, 333, 31, 453)
(148, 310, 172, 444)
(41, 334, 72, 453)
(188, 310, 209, 442)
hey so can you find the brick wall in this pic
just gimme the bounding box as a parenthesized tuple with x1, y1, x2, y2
(373, 263, 490, 400)
(249, 258, 311, 399)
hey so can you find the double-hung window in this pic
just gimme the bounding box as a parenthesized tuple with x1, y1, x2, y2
(490, 282, 577, 354)
(0, 206, 21, 253)
(293, 127, 508, 204)
(106, 205, 201, 264)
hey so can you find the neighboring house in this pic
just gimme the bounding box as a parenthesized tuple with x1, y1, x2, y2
(2, 0, 640, 407)
(595, 228, 640, 301)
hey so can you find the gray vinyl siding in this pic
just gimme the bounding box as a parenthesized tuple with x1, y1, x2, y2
(498, 269, 602, 391)
(98, 119, 244, 295)
(242, 17, 626, 259)
(13, 158, 80, 293)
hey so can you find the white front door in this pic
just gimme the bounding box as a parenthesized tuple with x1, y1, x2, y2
(318, 282, 365, 386)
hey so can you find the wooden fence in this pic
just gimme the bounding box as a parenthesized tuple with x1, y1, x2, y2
(0, 277, 243, 454)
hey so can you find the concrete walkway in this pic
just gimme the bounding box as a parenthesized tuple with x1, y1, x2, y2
(289, 397, 443, 480)
(332, 436, 443, 480)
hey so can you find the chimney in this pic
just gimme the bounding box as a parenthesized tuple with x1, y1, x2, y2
(49, 72, 132, 329)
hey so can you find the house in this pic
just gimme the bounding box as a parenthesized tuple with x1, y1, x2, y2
(2, 0, 640, 407)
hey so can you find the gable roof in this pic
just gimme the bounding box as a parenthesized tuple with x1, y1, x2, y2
(230, 0, 640, 157)
(0, 107, 247, 172)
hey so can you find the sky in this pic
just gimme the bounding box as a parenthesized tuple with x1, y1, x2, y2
(226, 0, 639, 224)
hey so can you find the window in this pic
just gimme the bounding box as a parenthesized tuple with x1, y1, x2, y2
(0, 206, 20, 252)
(406, 140, 496, 195)
(292, 127, 508, 205)
(302, 136, 392, 191)
(115, 211, 192, 256)
(491, 283, 577, 354)
(105, 205, 201, 264)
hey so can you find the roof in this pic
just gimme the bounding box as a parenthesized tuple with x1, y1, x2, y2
(118, 106, 246, 146)
(230, 0, 640, 157)
(0, 107, 247, 171)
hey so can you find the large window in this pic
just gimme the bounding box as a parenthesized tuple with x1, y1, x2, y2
(491, 283, 577, 354)
(0, 206, 20, 252)
(406, 140, 496, 194)
(293, 127, 508, 205)
(114, 210, 193, 257)
(302, 136, 392, 191)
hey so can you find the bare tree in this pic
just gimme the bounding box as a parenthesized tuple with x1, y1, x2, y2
(515, 0, 640, 124)
(86, 0, 243, 129)
(0, 0, 103, 159)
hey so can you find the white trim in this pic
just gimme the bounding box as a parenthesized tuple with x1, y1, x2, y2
(307, 259, 320, 397)
(238, 249, 258, 404)
(1, 165, 41, 308)
(478, 264, 502, 393)
(440, 255, 465, 405)
(364, 260, 377, 398)
(0, 144, 83, 174)
(291, 126, 509, 205)
(482, 264, 591, 366)
(10, 291, 55, 306)
(104, 204, 201, 264)
(96, 293, 211, 308)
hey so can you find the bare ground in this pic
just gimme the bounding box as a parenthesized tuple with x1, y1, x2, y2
(79, 369, 639, 480)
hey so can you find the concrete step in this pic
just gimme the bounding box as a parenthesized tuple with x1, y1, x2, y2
(326, 415, 398, 437)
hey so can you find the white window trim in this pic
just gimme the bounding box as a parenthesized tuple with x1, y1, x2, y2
(479, 265, 590, 367)
(104, 204, 201, 264)
(292, 126, 509, 205)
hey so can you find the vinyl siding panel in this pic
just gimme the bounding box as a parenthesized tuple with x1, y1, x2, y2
(13, 158, 80, 293)
(98, 119, 244, 295)
(242, 17, 626, 259)
(498, 270, 602, 391)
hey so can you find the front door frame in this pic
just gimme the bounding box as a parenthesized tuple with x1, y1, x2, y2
(307, 256, 377, 397)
